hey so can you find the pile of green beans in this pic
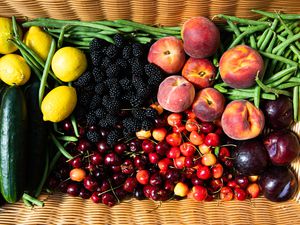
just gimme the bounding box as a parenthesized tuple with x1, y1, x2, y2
(216, 10, 300, 121)
(22, 18, 181, 47)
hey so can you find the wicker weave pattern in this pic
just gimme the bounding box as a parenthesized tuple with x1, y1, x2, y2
(0, 0, 299, 25)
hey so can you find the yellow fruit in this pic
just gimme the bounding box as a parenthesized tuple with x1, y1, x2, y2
(51, 47, 87, 82)
(41, 86, 77, 122)
(23, 26, 53, 61)
(0, 17, 22, 54)
(0, 54, 31, 86)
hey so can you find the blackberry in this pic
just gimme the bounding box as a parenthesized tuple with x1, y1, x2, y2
(95, 108, 107, 119)
(78, 92, 92, 107)
(122, 128, 133, 139)
(130, 58, 144, 77)
(107, 130, 120, 146)
(75, 107, 86, 122)
(141, 119, 154, 131)
(104, 78, 119, 88)
(130, 95, 144, 108)
(101, 56, 112, 69)
(90, 38, 107, 53)
(145, 107, 158, 119)
(144, 63, 162, 77)
(106, 44, 118, 59)
(119, 78, 132, 91)
(136, 85, 151, 99)
(122, 45, 132, 59)
(113, 34, 126, 48)
(90, 51, 102, 67)
(98, 118, 110, 128)
(109, 84, 122, 98)
(132, 43, 143, 57)
(89, 94, 102, 110)
(102, 96, 121, 114)
(116, 58, 128, 70)
(93, 67, 105, 83)
(86, 130, 100, 143)
(147, 73, 164, 87)
(122, 91, 135, 102)
(132, 75, 145, 89)
(83, 84, 95, 92)
(122, 117, 141, 132)
(105, 114, 119, 126)
(94, 83, 105, 95)
(106, 63, 120, 78)
(132, 108, 146, 120)
(73, 71, 92, 87)
(86, 111, 97, 126)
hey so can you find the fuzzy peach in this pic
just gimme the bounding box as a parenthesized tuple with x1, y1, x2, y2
(148, 36, 186, 74)
(182, 57, 216, 89)
(219, 45, 264, 89)
(192, 87, 225, 122)
(221, 100, 265, 140)
(182, 17, 220, 58)
(157, 75, 195, 113)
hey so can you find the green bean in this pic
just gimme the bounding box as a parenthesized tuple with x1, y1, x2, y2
(57, 136, 78, 142)
(268, 72, 294, 88)
(229, 24, 268, 48)
(34, 150, 49, 198)
(133, 36, 153, 43)
(275, 49, 293, 73)
(22, 193, 44, 207)
(272, 32, 300, 54)
(58, 25, 69, 49)
(225, 89, 276, 100)
(217, 14, 271, 26)
(50, 133, 73, 160)
(39, 38, 56, 107)
(213, 84, 228, 93)
(227, 20, 241, 37)
(277, 35, 300, 61)
(114, 19, 180, 35)
(256, 77, 292, 97)
(117, 26, 137, 33)
(275, 82, 299, 89)
(249, 34, 257, 49)
(257, 29, 269, 49)
(288, 77, 300, 83)
(264, 66, 297, 84)
(277, 15, 300, 50)
(260, 19, 279, 51)
(259, 51, 299, 67)
(254, 86, 261, 108)
(293, 86, 299, 121)
(279, 21, 299, 36)
(252, 10, 300, 20)
(70, 114, 79, 138)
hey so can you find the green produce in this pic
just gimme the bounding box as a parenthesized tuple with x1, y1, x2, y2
(0, 86, 28, 203)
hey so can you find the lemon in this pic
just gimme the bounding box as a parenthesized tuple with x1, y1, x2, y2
(0, 17, 22, 54)
(23, 26, 53, 61)
(41, 86, 77, 122)
(0, 54, 31, 86)
(51, 47, 87, 82)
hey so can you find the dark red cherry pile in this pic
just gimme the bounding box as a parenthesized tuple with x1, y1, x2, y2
(48, 109, 261, 207)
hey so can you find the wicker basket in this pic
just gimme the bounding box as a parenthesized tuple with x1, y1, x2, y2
(0, 1, 300, 224)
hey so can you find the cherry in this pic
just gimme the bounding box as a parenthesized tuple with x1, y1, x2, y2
(164, 180, 175, 192)
(93, 168, 106, 179)
(204, 133, 220, 147)
(83, 176, 98, 192)
(143, 184, 155, 198)
(77, 139, 91, 152)
(172, 125, 186, 133)
(220, 187, 234, 201)
(247, 183, 260, 198)
(99, 128, 109, 138)
(199, 144, 211, 154)
(136, 170, 150, 185)
(104, 152, 121, 166)
(184, 109, 196, 119)
(227, 180, 238, 188)
(134, 155, 148, 170)
(158, 158, 172, 172)
(70, 157, 83, 168)
(224, 159, 234, 168)
(121, 159, 134, 174)
(142, 139, 155, 153)
(201, 152, 217, 166)
(166, 147, 181, 159)
(149, 173, 163, 187)
(112, 173, 126, 186)
(191, 174, 204, 186)
(166, 132, 182, 147)
(128, 139, 142, 152)
(79, 188, 91, 199)
(63, 120, 73, 132)
(152, 127, 168, 142)
(209, 179, 223, 192)
(155, 141, 170, 156)
(192, 185, 208, 201)
(88, 125, 98, 132)
(165, 168, 181, 183)
(185, 118, 199, 132)
(133, 187, 146, 200)
(158, 189, 169, 201)
(189, 131, 204, 145)
(180, 142, 196, 157)
(78, 127, 86, 138)
(167, 113, 183, 127)
(212, 163, 223, 179)
(91, 152, 103, 165)
(115, 187, 127, 200)
(97, 141, 110, 154)
(114, 143, 127, 155)
(59, 181, 69, 193)
(234, 187, 247, 201)
(70, 168, 86, 182)
(149, 186, 160, 201)
(102, 193, 117, 207)
(123, 177, 138, 193)
(200, 122, 215, 133)
(67, 183, 80, 197)
(218, 147, 230, 162)
(235, 176, 249, 189)
(148, 152, 161, 164)
(197, 165, 211, 180)
(174, 156, 186, 170)
(154, 115, 168, 127)
(174, 182, 189, 197)
(100, 180, 110, 192)
(91, 191, 102, 203)
(110, 165, 121, 173)
(184, 156, 194, 168)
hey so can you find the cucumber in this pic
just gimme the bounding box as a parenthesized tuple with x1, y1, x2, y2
(25, 82, 48, 195)
(0, 85, 28, 203)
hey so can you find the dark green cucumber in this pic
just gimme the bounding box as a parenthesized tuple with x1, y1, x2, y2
(25, 82, 48, 195)
(0, 85, 28, 203)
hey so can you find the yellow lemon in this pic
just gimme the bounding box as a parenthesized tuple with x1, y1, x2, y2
(0, 17, 22, 54)
(41, 86, 77, 122)
(0, 54, 31, 86)
(23, 26, 53, 61)
(51, 47, 87, 82)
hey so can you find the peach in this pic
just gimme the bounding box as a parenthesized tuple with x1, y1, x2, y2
(192, 87, 225, 122)
(182, 57, 216, 89)
(221, 100, 265, 140)
(157, 75, 195, 113)
(219, 45, 264, 89)
(182, 17, 220, 58)
(148, 36, 186, 74)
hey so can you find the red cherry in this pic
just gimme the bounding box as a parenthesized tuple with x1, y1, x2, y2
(167, 113, 183, 127)
(141, 139, 155, 153)
(189, 131, 204, 145)
(136, 170, 150, 185)
(212, 163, 223, 179)
(247, 183, 260, 198)
(218, 147, 230, 162)
(204, 133, 220, 147)
(196, 165, 211, 180)
(180, 142, 196, 157)
(234, 187, 247, 201)
(185, 118, 199, 132)
(174, 156, 186, 169)
(166, 132, 182, 147)
(114, 143, 127, 155)
(192, 185, 207, 201)
(166, 146, 181, 159)
(220, 187, 234, 201)
(158, 158, 172, 172)
(172, 125, 186, 133)
(200, 122, 215, 133)
(185, 109, 197, 119)
(148, 152, 161, 164)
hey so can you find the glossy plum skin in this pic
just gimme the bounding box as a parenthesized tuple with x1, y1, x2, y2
(263, 129, 300, 166)
(233, 139, 269, 175)
(259, 166, 298, 202)
(261, 96, 293, 130)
